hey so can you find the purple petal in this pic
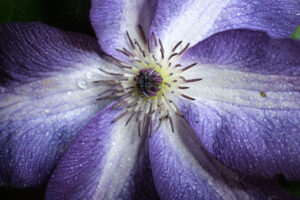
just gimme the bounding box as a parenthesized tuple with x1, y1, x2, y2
(150, 0, 300, 52)
(178, 100, 300, 181)
(46, 102, 159, 200)
(90, 0, 157, 60)
(178, 30, 300, 109)
(174, 30, 300, 180)
(0, 22, 114, 186)
(149, 115, 296, 199)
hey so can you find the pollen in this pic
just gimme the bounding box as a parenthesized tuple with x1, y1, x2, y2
(94, 25, 202, 136)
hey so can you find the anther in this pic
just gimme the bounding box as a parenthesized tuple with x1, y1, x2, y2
(178, 86, 190, 89)
(123, 48, 135, 57)
(182, 63, 197, 72)
(98, 68, 124, 77)
(168, 53, 179, 61)
(125, 112, 135, 126)
(185, 78, 202, 83)
(152, 32, 158, 47)
(181, 94, 196, 100)
(172, 41, 183, 52)
(147, 39, 151, 53)
(160, 48, 164, 59)
(138, 24, 147, 44)
(168, 115, 175, 133)
(178, 43, 190, 56)
(111, 110, 128, 123)
(126, 31, 135, 49)
(96, 94, 116, 101)
(134, 40, 145, 57)
(116, 48, 131, 57)
(165, 82, 171, 88)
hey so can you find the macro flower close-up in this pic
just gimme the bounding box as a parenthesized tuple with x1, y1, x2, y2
(1, 0, 300, 199)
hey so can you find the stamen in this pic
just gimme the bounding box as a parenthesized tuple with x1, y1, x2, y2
(165, 82, 171, 88)
(160, 48, 164, 59)
(111, 110, 128, 123)
(96, 94, 116, 101)
(159, 39, 165, 59)
(98, 86, 121, 96)
(116, 48, 131, 57)
(168, 115, 175, 133)
(97, 26, 200, 136)
(178, 86, 190, 89)
(155, 118, 163, 132)
(185, 78, 203, 83)
(98, 68, 124, 77)
(168, 53, 179, 61)
(152, 55, 157, 61)
(138, 121, 142, 136)
(136, 110, 142, 122)
(93, 80, 117, 84)
(152, 32, 158, 47)
(134, 39, 145, 57)
(149, 116, 154, 137)
(182, 63, 197, 72)
(126, 31, 135, 49)
(147, 39, 151, 53)
(138, 24, 147, 44)
(125, 112, 135, 126)
(172, 41, 182, 52)
(178, 43, 190, 56)
(181, 94, 196, 100)
(123, 48, 135, 57)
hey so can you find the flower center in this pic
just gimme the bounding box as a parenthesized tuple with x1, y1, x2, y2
(95, 25, 202, 136)
(135, 68, 163, 97)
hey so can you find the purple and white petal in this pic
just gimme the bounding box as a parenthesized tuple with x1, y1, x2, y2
(90, 0, 157, 60)
(174, 29, 300, 180)
(150, 0, 300, 53)
(149, 115, 296, 200)
(0, 22, 115, 186)
(46, 102, 159, 200)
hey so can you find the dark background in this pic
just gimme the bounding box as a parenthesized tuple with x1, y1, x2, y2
(0, 0, 299, 199)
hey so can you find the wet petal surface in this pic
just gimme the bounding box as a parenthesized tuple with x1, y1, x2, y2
(0, 22, 113, 186)
(46, 102, 159, 200)
(176, 29, 300, 180)
(149, 115, 296, 199)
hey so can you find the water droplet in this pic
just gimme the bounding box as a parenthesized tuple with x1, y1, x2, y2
(77, 80, 87, 89)
(86, 72, 93, 79)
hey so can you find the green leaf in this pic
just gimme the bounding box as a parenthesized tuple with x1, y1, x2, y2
(0, 0, 47, 23)
(0, 0, 94, 36)
(278, 175, 300, 197)
(290, 26, 300, 40)
(43, 0, 95, 36)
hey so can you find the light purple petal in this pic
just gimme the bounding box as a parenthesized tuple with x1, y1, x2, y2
(149, 115, 297, 200)
(90, 0, 157, 60)
(178, 100, 300, 181)
(174, 29, 300, 180)
(46, 102, 159, 200)
(150, 0, 300, 52)
(0, 22, 114, 186)
(177, 30, 300, 109)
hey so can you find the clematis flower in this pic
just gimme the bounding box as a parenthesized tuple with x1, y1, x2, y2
(1, 0, 300, 199)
